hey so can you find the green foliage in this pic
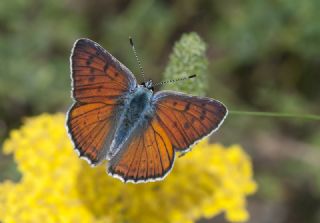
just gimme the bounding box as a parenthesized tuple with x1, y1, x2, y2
(163, 33, 208, 96)
(0, 0, 82, 119)
(214, 0, 320, 61)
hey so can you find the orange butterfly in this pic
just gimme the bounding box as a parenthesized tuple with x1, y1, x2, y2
(67, 38, 228, 183)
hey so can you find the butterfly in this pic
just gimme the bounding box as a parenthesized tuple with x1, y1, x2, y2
(66, 38, 228, 183)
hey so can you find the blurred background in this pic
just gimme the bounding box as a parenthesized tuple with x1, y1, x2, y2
(0, 0, 320, 222)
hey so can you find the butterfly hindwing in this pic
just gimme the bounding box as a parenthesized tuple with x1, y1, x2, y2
(153, 91, 228, 152)
(67, 102, 118, 164)
(67, 38, 137, 164)
(108, 116, 174, 182)
(108, 91, 227, 182)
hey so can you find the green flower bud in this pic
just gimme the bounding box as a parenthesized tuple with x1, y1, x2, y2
(163, 32, 208, 96)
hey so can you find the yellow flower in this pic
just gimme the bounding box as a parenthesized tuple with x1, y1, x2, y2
(0, 113, 256, 223)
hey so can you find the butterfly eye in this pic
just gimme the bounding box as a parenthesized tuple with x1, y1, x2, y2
(141, 81, 154, 91)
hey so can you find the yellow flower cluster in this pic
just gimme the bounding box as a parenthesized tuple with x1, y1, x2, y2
(0, 113, 256, 223)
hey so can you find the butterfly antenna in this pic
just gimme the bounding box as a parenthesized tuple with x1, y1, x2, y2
(129, 36, 146, 82)
(152, 74, 197, 87)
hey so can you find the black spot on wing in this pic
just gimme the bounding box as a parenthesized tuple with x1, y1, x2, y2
(103, 64, 109, 72)
(88, 76, 95, 82)
(184, 103, 191, 111)
(184, 122, 190, 129)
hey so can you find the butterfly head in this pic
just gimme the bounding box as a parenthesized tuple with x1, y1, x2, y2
(141, 80, 154, 91)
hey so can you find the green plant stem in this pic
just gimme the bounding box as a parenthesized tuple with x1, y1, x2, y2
(229, 110, 320, 121)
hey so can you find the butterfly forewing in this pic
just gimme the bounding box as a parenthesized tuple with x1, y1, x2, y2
(153, 91, 228, 152)
(71, 38, 136, 103)
(67, 38, 137, 164)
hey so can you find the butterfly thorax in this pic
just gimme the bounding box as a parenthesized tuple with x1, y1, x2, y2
(107, 86, 154, 159)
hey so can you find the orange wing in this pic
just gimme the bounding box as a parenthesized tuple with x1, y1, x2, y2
(108, 91, 227, 182)
(67, 102, 117, 165)
(67, 38, 137, 164)
(108, 117, 174, 183)
(70, 38, 136, 103)
(153, 91, 228, 152)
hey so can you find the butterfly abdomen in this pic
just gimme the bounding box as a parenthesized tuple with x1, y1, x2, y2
(108, 86, 154, 159)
